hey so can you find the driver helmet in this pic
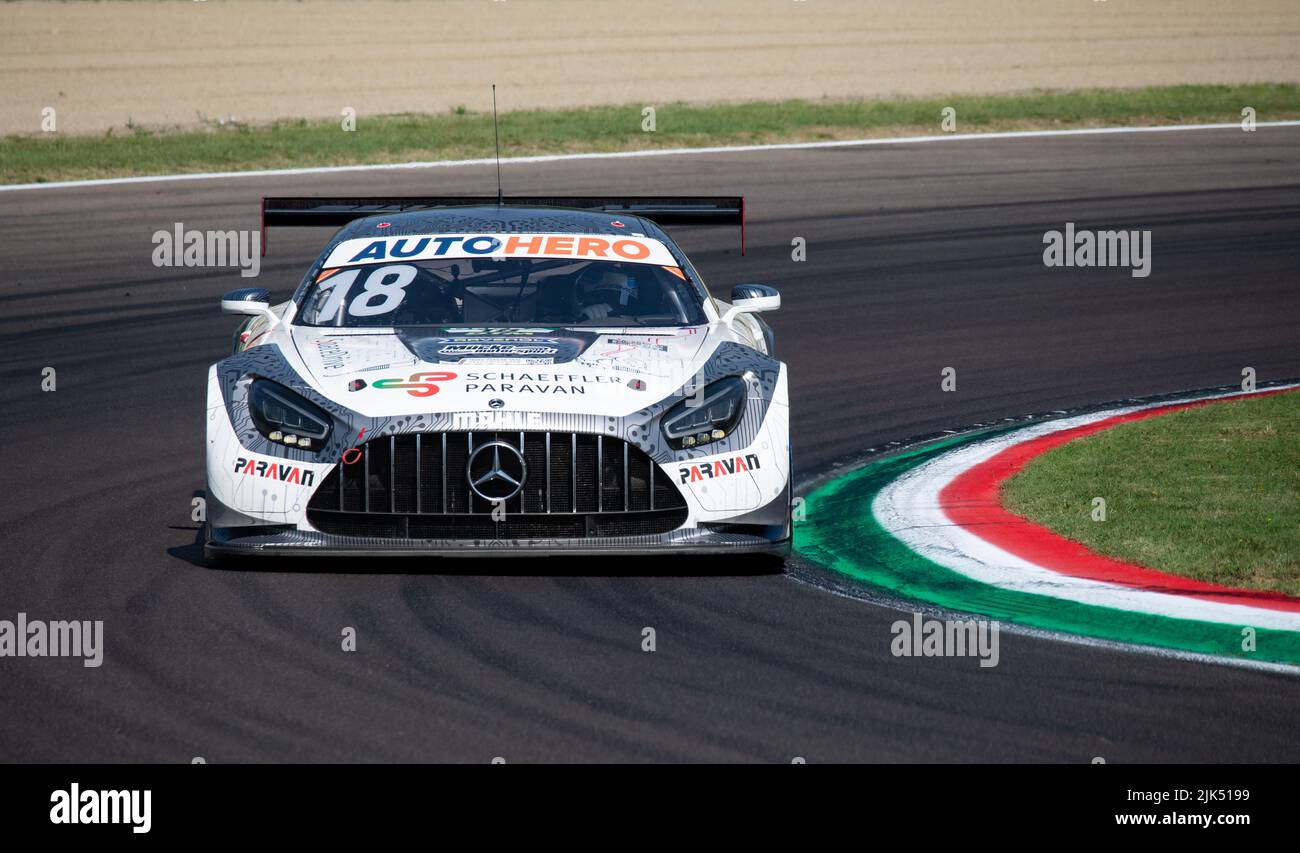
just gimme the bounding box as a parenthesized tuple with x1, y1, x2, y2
(577, 266, 638, 308)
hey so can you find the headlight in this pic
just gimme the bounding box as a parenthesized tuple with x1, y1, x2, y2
(661, 377, 746, 450)
(248, 379, 332, 450)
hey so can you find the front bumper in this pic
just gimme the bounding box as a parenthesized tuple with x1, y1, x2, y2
(205, 523, 790, 558)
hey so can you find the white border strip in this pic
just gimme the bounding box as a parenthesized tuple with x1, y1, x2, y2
(872, 386, 1300, 631)
(5, 120, 1299, 194)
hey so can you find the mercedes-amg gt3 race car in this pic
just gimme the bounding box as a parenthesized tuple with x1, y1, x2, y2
(204, 196, 790, 559)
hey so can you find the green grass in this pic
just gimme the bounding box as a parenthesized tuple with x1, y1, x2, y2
(4, 83, 1299, 184)
(1003, 390, 1300, 596)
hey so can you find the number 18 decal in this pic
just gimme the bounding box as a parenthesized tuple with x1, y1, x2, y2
(313, 264, 418, 323)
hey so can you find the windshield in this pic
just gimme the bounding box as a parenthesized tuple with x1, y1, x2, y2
(296, 258, 707, 328)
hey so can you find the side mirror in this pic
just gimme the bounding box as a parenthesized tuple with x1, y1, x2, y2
(221, 288, 278, 326)
(720, 284, 780, 324)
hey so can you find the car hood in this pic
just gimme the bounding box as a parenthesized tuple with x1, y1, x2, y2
(288, 325, 713, 418)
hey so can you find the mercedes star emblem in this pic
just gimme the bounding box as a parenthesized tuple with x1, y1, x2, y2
(466, 441, 527, 502)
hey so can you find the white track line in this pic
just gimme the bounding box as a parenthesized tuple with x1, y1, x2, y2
(4, 120, 1298, 194)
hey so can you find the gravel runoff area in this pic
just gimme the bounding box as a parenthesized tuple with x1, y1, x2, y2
(2, 0, 1298, 135)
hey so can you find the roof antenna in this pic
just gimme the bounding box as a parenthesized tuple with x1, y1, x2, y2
(492, 84, 504, 205)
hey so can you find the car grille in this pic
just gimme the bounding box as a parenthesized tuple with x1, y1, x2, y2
(306, 431, 688, 539)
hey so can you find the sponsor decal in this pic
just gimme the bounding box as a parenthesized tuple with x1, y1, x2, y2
(678, 453, 761, 484)
(583, 357, 652, 375)
(233, 457, 316, 486)
(314, 339, 350, 373)
(436, 343, 560, 356)
(462, 371, 619, 395)
(605, 336, 669, 353)
(453, 411, 544, 430)
(442, 328, 555, 336)
(371, 370, 458, 397)
(401, 330, 596, 365)
(322, 233, 678, 268)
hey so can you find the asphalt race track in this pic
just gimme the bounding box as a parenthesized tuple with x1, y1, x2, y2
(2, 126, 1298, 762)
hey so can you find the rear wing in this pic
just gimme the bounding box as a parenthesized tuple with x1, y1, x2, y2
(260, 195, 745, 255)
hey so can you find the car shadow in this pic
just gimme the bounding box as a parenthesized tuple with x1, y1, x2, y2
(167, 528, 786, 578)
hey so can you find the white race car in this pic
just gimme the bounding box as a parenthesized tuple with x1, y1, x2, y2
(205, 196, 790, 559)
